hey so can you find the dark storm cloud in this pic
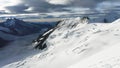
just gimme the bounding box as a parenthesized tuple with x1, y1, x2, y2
(5, 0, 69, 13)
(4, 0, 120, 13)
(69, 0, 102, 7)
(20, 0, 104, 13)
(5, 4, 29, 13)
(68, 0, 120, 8)
(22, 0, 69, 12)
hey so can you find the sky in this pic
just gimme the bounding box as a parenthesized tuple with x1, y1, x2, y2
(0, 0, 120, 18)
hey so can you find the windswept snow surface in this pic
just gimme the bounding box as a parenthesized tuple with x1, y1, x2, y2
(1, 17, 120, 68)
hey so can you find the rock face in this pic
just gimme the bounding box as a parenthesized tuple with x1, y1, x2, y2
(33, 28, 55, 50)
(32, 21, 60, 50)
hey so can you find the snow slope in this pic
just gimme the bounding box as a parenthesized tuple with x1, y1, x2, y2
(1, 17, 120, 68)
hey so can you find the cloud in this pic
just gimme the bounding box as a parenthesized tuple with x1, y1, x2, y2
(1, 0, 120, 14)
(46, 0, 73, 5)
(95, 1, 120, 13)
(5, 4, 29, 13)
(19, 0, 103, 13)
(20, 0, 69, 13)
(96, 1, 120, 9)
(0, 0, 22, 12)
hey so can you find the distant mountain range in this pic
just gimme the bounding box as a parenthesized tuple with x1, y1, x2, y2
(0, 18, 55, 36)
(0, 18, 56, 48)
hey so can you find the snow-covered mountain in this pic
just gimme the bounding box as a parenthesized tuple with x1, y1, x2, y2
(0, 18, 55, 36)
(1, 17, 120, 68)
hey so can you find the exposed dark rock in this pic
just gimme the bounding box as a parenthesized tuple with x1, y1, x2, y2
(32, 20, 61, 50)
(33, 28, 55, 50)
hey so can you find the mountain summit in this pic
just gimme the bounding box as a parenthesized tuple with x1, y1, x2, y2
(4, 18, 25, 27)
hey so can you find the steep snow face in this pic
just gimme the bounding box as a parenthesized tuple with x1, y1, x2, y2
(2, 18, 120, 68)
(32, 17, 89, 50)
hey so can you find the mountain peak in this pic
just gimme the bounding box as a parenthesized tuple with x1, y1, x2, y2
(57, 17, 89, 29)
(6, 18, 22, 22)
(4, 18, 24, 27)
